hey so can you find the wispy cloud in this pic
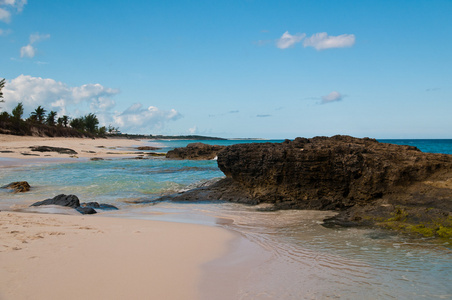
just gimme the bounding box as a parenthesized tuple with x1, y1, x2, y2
(274, 31, 355, 51)
(188, 126, 198, 134)
(276, 31, 306, 49)
(256, 114, 271, 118)
(321, 91, 343, 104)
(0, 28, 11, 36)
(254, 39, 273, 46)
(303, 32, 355, 50)
(20, 33, 50, 58)
(2, 75, 182, 133)
(0, 0, 26, 23)
(0, 8, 11, 22)
(114, 103, 181, 133)
(209, 110, 240, 117)
(426, 87, 441, 92)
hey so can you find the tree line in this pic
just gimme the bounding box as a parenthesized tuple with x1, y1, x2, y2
(0, 78, 118, 137)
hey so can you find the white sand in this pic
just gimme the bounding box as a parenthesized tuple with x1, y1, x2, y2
(0, 211, 237, 300)
(0, 134, 151, 163)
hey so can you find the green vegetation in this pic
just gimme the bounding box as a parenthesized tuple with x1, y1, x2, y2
(0, 77, 112, 137)
(378, 207, 452, 242)
(0, 103, 113, 137)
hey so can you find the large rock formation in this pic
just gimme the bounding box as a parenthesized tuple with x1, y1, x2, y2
(165, 136, 452, 239)
(166, 143, 225, 160)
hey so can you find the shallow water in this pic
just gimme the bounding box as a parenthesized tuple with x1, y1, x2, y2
(1, 139, 452, 299)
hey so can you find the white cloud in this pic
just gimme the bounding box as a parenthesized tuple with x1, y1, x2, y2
(20, 33, 50, 58)
(20, 44, 35, 58)
(0, 0, 27, 11)
(30, 33, 50, 44)
(0, 28, 11, 36)
(114, 103, 182, 133)
(2, 75, 182, 133)
(276, 31, 306, 49)
(321, 91, 343, 104)
(188, 126, 198, 134)
(303, 32, 355, 50)
(0, 0, 26, 23)
(0, 7, 10, 22)
(2, 75, 119, 116)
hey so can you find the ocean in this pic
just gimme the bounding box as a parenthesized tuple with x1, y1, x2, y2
(1, 139, 451, 299)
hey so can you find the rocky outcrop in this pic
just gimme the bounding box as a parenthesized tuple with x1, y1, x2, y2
(166, 143, 225, 160)
(165, 135, 452, 239)
(31, 194, 118, 215)
(30, 146, 77, 155)
(2, 181, 31, 193)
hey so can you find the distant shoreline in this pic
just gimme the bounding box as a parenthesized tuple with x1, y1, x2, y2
(113, 134, 227, 140)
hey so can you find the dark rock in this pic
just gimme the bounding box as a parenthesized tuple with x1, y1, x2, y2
(30, 146, 78, 155)
(81, 202, 118, 210)
(166, 143, 225, 160)
(167, 135, 452, 239)
(2, 181, 31, 193)
(137, 146, 161, 150)
(90, 157, 104, 161)
(213, 135, 451, 210)
(76, 207, 97, 214)
(30, 195, 119, 215)
(31, 194, 80, 208)
(147, 152, 166, 157)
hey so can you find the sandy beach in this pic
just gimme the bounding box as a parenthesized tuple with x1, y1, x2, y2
(0, 134, 151, 164)
(0, 135, 246, 299)
(0, 211, 240, 300)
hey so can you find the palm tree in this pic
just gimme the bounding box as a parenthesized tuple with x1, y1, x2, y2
(83, 113, 99, 134)
(30, 106, 46, 123)
(12, 102, 24, 121)
(46, 111, 57, 126)
(62, 115, 69, 127)
(70, 117, 85, 131)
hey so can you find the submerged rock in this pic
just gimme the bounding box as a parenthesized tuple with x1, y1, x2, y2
(80, 202, 118, 210)
(2, 181, 31, 193)
(75, 207, 97, 214)
(166, 143, 225, 160)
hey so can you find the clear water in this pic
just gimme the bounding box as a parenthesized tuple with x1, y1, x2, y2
(1, 139, 451, 299)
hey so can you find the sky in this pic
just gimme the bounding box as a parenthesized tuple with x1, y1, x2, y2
(0, 0, 451, 139)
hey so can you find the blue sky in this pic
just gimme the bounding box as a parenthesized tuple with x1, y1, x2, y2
(1, 0, 451, 138)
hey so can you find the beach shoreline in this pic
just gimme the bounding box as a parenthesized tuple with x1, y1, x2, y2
(0, 134, 258, 299)
(0, 134, 155, 166)
(0, 211, 247, 300)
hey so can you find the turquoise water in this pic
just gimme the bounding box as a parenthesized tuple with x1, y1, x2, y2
(379, 139, 452, 155)
(1, 139, 451, 299)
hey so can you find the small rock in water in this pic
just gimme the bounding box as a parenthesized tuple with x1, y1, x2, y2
(75, 207, 97, 214)
(2, 181, 31, 193)
(31, 194, 80, 208)
(80, 202, 118, 210)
